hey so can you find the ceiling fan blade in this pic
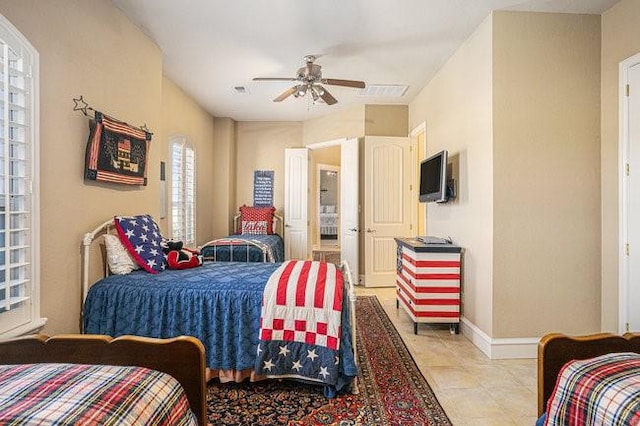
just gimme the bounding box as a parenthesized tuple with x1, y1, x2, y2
(320, 88, 338, 105)
(273, 86, 297, 102)
(322, 78, 366, 89)
(253, 77, 297, 82)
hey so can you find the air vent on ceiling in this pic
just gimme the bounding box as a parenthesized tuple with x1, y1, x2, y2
(234, 86, 250, 94)
(358, 84, 408, 98)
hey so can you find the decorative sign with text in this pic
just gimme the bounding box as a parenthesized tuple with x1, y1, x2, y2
(253, 170, 274, 207)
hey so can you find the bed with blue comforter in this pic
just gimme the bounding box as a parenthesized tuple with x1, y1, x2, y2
(83, 261, 356, 396)
(199, 233, 284, 262)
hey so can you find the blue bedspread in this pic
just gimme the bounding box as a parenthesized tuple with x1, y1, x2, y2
(83, 262, 356, 394)
(200, 234, 284, 263)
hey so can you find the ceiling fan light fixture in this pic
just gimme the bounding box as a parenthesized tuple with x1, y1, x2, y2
(310, 86, 320, 102)
(254, 55, 365, 106)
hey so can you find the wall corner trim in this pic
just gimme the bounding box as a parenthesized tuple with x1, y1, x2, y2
(461, 317, 539, 359)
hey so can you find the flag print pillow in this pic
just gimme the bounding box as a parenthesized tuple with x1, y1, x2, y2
(241, 220, 268, 235)
(237, 205, 275, 235)
(114, 214, 166, 274)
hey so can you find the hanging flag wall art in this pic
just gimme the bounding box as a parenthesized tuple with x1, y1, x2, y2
(85, 111, 151, 185)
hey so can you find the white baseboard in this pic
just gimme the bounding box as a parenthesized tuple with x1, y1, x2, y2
(460, 317, 539, 359)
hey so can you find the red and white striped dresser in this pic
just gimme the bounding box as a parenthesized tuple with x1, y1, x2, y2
(394, 238, 463, 334)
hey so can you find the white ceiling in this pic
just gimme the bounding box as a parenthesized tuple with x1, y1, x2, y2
(113, 0, 619, 122)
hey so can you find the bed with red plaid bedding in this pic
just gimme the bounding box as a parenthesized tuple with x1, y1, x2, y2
(545, 352, 640, 426)
(0, 363, 197, 425)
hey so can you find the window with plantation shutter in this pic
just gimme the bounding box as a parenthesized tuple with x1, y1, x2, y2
(0, 14, 44, 338)
(170, 137, 195, 246)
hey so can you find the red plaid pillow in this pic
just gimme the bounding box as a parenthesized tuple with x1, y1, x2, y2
(237, 205, 275, 235)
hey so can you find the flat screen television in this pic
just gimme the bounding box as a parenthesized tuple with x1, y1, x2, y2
(419, 150, 448, 203)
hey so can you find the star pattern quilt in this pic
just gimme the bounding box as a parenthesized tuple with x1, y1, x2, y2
(255, 260, 344, 387)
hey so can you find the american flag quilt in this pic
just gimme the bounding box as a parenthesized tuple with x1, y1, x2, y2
(255, 260, 344, 386)
(545, 352, 640, 426)
(0, 363, 197, 426)
(114, 214, 166, 273)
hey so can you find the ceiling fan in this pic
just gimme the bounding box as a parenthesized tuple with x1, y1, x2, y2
(253, 55, 366, 105)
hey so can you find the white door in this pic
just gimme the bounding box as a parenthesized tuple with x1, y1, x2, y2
(626, 62, 640, 331)
(341, 138, 359, 284)
(284, 148, 308, 260)
(364, 137, 412, 287)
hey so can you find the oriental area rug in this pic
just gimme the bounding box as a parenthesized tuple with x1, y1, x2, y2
(206, 296, 452, 425)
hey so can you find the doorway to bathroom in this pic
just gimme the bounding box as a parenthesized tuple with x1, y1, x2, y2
(313, 163, 341, 264)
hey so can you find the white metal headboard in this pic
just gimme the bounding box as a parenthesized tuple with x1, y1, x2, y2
(81, 219, 116, 320)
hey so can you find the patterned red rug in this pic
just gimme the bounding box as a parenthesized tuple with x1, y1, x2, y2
(207, 296, 452, 425)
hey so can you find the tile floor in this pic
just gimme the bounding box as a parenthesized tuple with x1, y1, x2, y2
(355, 286, 538, 426)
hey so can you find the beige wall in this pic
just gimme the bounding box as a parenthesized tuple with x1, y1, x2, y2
(302, 105, 365, 145)
(410, 11, 602, 339)
(601, 0, 640, 330)
(0, 0, 215, 335)
(409, 15, 495, 334)
(161, 77, 216, 245)
(313, 146, 341, 165)
(213, 117, 237, 236)
(416, 131, 426, 235)
(492, 12, 601, 337)
(365, 105, 408, 137)
(235, 121, 303, 214)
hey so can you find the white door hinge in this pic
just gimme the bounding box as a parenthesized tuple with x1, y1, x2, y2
(627, 84, 630, 97)
(626, 163, 630, 177)
(626, 243, 630, 256)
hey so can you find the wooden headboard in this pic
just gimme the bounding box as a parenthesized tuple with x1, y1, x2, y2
(0, 334, 207, 425)
(537, 332, 640, 416)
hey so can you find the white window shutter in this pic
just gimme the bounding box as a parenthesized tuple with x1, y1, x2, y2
(170, 138, 196, 246)
(0, 13, 44, 338)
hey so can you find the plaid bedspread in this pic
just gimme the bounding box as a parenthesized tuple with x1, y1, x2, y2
(255, 260, 344, 386)
(545, 352, 640, 426)
(0, 363, 197, 426)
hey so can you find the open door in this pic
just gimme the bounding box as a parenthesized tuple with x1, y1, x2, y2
(622, 59, 640, 332)
(341, 138, 359, 283)
(284, 148, 308, 260)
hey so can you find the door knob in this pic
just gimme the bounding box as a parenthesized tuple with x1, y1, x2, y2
(284, 224, 291, 228)
(349, 228, 358, 232)
(366, 228, 376, 233)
